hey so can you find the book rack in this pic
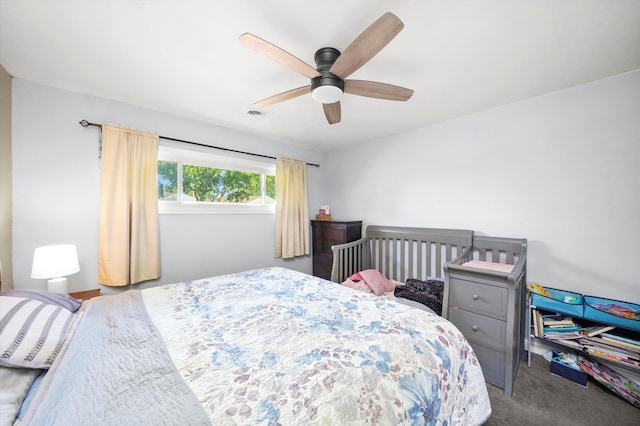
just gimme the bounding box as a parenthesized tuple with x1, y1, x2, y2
(527, 291, 640, 407)
(528, 293, 640, 372)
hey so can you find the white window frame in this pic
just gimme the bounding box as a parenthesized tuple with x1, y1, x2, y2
(157, 145, 276, 215)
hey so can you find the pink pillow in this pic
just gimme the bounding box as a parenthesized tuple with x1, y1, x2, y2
(358, 269, 394, 296)
(341, 276, 373, 293)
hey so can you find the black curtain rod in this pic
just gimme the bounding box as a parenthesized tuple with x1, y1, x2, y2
(78, 120, 320, 168)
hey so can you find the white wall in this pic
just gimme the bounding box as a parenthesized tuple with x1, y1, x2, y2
(327, 70, 640, 304)
(0, 65, 11, 290)
(12, 80, 328, 293)
(12, 72, 640, 303)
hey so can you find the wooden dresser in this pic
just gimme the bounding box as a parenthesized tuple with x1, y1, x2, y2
(311, 220, 362, 281)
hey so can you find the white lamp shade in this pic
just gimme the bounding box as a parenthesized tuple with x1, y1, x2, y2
(31, 244, 80, 279)
(311, 85, 343, 104)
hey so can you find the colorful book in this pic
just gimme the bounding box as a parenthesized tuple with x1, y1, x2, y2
(580, 337, 640, 358)
(544, 329, 582, 339)
(584, 346, 640, 363)
(578, 358, 640, 408)
(531, 308, 544, 338)
(600, 335, 640, 352)
(601, 333, 640, 346)
(542, 314, 575, 326)
(543, 325, 580, 333)
(583, 325, 617, 337)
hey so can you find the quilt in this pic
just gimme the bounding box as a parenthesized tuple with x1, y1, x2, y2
(17, 267, 491, 425)
(143, 267, 491, 425)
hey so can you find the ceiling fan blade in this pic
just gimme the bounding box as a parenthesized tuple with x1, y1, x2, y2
(329, 12, 404, 79)
(323, 102, 341, 125)
(255, 86, 311, 107)
(239, 33, 320, 79)
(344, 80, 413, 101)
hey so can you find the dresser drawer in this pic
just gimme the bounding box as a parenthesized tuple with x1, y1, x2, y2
(313, 262, 332, 281)
(313, 229, 344, 250)
(449, 278, 508, 319)
(310, 220, 362, 280)
(449, 307, 506, 352)
(313, 252, 334, 265)
(469, 342, 506, 388)
(319, 227, 347, 243)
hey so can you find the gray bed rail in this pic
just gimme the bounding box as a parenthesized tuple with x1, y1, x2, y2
(330, 225, 474, 283)
(443, 235, 527, 285)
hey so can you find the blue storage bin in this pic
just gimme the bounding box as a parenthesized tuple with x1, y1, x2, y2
(550, 351, 588, 387)
(530, 287, 584, 318)
(583, 296, 640, 332)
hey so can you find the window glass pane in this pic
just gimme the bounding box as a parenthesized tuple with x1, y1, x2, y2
(182, 164, 263, 203)
(157, 145, 276, 214)
(157, 161, 178, 200)
(266, 174, 276, 204)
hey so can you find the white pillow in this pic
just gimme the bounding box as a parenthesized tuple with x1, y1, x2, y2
(0, 295, 76, 369)
(0, 366, 41, 425)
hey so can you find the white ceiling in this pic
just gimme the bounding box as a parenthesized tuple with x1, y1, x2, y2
(1, 1, 639, 151)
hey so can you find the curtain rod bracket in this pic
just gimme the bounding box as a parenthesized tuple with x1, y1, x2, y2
(78, 119, 320, 167)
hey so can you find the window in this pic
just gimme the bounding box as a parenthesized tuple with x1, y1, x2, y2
(157, 145, 276, 214)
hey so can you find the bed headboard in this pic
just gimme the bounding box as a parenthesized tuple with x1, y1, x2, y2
(330, 225, 474, 283)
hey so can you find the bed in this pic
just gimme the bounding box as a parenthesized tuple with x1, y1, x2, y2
(1, 267, 491, 425)
(330, 226, 474, 284)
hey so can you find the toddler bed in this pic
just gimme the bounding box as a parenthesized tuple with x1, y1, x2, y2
(330, 225, 475, 313)
(330, 225, 474, 284)
(1, 267, 491, 425)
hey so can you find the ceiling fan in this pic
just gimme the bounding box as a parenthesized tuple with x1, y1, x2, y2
(239, 12, 414, 125)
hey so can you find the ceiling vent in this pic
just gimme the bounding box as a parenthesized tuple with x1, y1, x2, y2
(246, 109, 265, 118)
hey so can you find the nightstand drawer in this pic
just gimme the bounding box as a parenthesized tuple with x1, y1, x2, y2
(449, 278, 508, 319)
(470, 342, 506, 388)
(449, 307, 506, 352)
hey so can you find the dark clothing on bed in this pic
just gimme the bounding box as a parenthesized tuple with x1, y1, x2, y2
(394, 279, 444, 315)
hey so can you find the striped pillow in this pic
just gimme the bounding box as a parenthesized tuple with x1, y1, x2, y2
(0, 296, 76, 369)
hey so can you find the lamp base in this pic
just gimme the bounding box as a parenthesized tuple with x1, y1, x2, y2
(47, 277, 68, 294)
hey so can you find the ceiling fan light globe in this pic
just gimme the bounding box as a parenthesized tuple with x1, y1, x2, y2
(312, 85, 343, 104)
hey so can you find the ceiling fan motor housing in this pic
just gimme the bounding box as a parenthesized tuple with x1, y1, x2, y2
(311, 47, 344, 94)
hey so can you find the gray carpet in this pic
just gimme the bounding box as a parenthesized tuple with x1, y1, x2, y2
(484, 354, 638, 425)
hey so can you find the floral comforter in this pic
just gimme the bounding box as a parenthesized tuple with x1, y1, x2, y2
(142, 267, 491, 425)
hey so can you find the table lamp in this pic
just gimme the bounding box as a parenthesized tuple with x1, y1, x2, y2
(31, 244, 80, 293)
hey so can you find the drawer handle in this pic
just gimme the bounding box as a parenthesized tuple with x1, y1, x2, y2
(472, 294, 479, 301)
(472, 325, 479, 332)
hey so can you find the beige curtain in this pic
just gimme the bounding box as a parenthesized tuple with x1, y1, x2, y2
(275, 158, 310, 258)
(98, 124, 160, 286)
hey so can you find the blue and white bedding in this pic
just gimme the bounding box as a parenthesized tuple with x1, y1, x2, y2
(14, 267, 491, 425)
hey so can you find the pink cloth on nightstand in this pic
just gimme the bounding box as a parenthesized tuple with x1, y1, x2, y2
(462, 260, 514, 273)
